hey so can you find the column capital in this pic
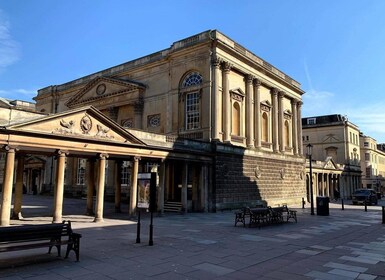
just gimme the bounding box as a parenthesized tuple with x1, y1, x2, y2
(2, 145, 18, 152)
(221, 61, 232, 73)
(55, 150, 69, 157)
(271, 87, 279, 96)
(245, 74, 254, 83)
(211, 55, 222, 67)
(278, 91, 285, 98)
(98, 153, 109, 159)
(291, 98, 299, 105)
(297, 101, 303, 107)
(253, 78, 262, 87)
(133, 156, 141, 162)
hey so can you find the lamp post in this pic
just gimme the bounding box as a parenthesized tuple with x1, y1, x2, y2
(307, 143, 315, 215)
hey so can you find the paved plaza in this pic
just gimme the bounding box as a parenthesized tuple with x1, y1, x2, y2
(1, 195, 385, 279)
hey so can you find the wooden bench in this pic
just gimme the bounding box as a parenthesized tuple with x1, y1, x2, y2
(0, 220, 81, 261)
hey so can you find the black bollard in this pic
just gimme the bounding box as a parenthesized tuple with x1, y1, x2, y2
(341, 199, 344, 210)
(302, 197, 305, 209)
(382, 206, 385, 224)
(149, 211, 154, 246)
(136, 210, 141, 243)
(364, 200, 367, 212)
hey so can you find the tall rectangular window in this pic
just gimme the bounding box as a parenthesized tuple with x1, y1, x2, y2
(186, 92, 200, 130)
(77, 158, 86, 185)
(121, 161, 131, 186)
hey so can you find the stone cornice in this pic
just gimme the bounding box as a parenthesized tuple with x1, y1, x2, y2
(37, 30, 303, 96)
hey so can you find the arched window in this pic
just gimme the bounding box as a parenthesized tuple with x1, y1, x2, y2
(262, 112, 269, 142)
(181, 71, 203, 130)
(284, 120, 290, 148)
(182, 72, 203, 88)
(232, 102, 241, 136)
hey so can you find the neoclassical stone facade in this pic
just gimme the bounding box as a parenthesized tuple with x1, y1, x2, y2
(302, 114, 362, 200)
(0, 30, 306, 225)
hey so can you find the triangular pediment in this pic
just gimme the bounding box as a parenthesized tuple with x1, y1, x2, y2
(323, 156, 338, 170)
(7, 106, 145, 145)
(322, 134, 340, 143)
(65, 76, 146, 109)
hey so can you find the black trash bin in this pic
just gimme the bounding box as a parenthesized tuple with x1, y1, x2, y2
(316, 196, 329, 216)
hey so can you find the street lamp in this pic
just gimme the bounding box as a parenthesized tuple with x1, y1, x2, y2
(306, 143, 315, 215)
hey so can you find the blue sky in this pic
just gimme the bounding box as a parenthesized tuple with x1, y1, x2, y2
(1, 0, 385, 142)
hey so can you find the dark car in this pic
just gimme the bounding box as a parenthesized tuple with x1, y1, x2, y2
(352, 189, 378, 205)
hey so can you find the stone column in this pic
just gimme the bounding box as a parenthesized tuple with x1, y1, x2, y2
(297, 101, 303, 155)
(129, 157, 140, 216)
(200, 164, 208, 212)
(222, 61, 232, 142)
(271, 88, 279, 153)
(12, 155, 25, 220)
(158, 160, 166, 214)
(246, 74, 254, 148)
(182, 162, 188, 213)
(291, 99, 298, 155)
(94, 153, 108, 222)
(115, 160, 122, 213)
(134, 99, 144, 129)
(212, 56, 222, 140)
(86, 158, 95, 215)
(278, 91, 285, 153)
(253, 79, 261, 149)
(0, 146, 16, 226)
(53, 150, 67, 223)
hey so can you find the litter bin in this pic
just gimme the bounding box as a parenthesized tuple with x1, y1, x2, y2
(316, 196, 329, 216)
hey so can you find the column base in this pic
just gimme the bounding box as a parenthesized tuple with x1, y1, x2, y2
(93, 217, 104, 223)
(11, 212, 23, 220)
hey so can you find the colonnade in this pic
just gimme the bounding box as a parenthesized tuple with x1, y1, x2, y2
(0, 146, 210, 226)
(211, 57, 303, 155)
(307, 171, 362, 202)
(0, 148, 141, 226)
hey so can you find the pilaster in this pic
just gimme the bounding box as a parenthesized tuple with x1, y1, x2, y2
(246, 74, 254, 148)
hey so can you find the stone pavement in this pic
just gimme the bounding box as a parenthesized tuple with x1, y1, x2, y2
(1, 195, 385, 280)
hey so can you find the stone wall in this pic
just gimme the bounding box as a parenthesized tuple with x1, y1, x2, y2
(215, 149, 306, 210)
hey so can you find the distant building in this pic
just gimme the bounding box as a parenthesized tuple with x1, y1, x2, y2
(302, 114, 361, 200)
(0, 30, 306, 226)
(360, 134, 385, 194)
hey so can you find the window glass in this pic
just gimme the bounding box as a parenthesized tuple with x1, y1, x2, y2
(186, 92, 200, 130)
(77, 158, 86, 185)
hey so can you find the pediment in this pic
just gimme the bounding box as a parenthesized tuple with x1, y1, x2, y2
(65, 76, 146, 109)
(323, 156, 338, 170)
(7, 106, 145, 145)
(322, 134, 340, 143)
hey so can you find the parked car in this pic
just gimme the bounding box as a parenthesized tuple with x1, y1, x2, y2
(352, 189, 378, 205)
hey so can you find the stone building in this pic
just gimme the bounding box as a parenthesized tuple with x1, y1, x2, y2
(360, 134, 385, 194)
(302, 114, 362, 200)
(0, 30, 306, 226)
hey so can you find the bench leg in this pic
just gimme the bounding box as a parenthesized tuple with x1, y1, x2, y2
(65, 236, 80, 261)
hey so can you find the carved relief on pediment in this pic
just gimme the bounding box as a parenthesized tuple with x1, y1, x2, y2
(52, 114, 116, 140)
(65, 76, 146, 108)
